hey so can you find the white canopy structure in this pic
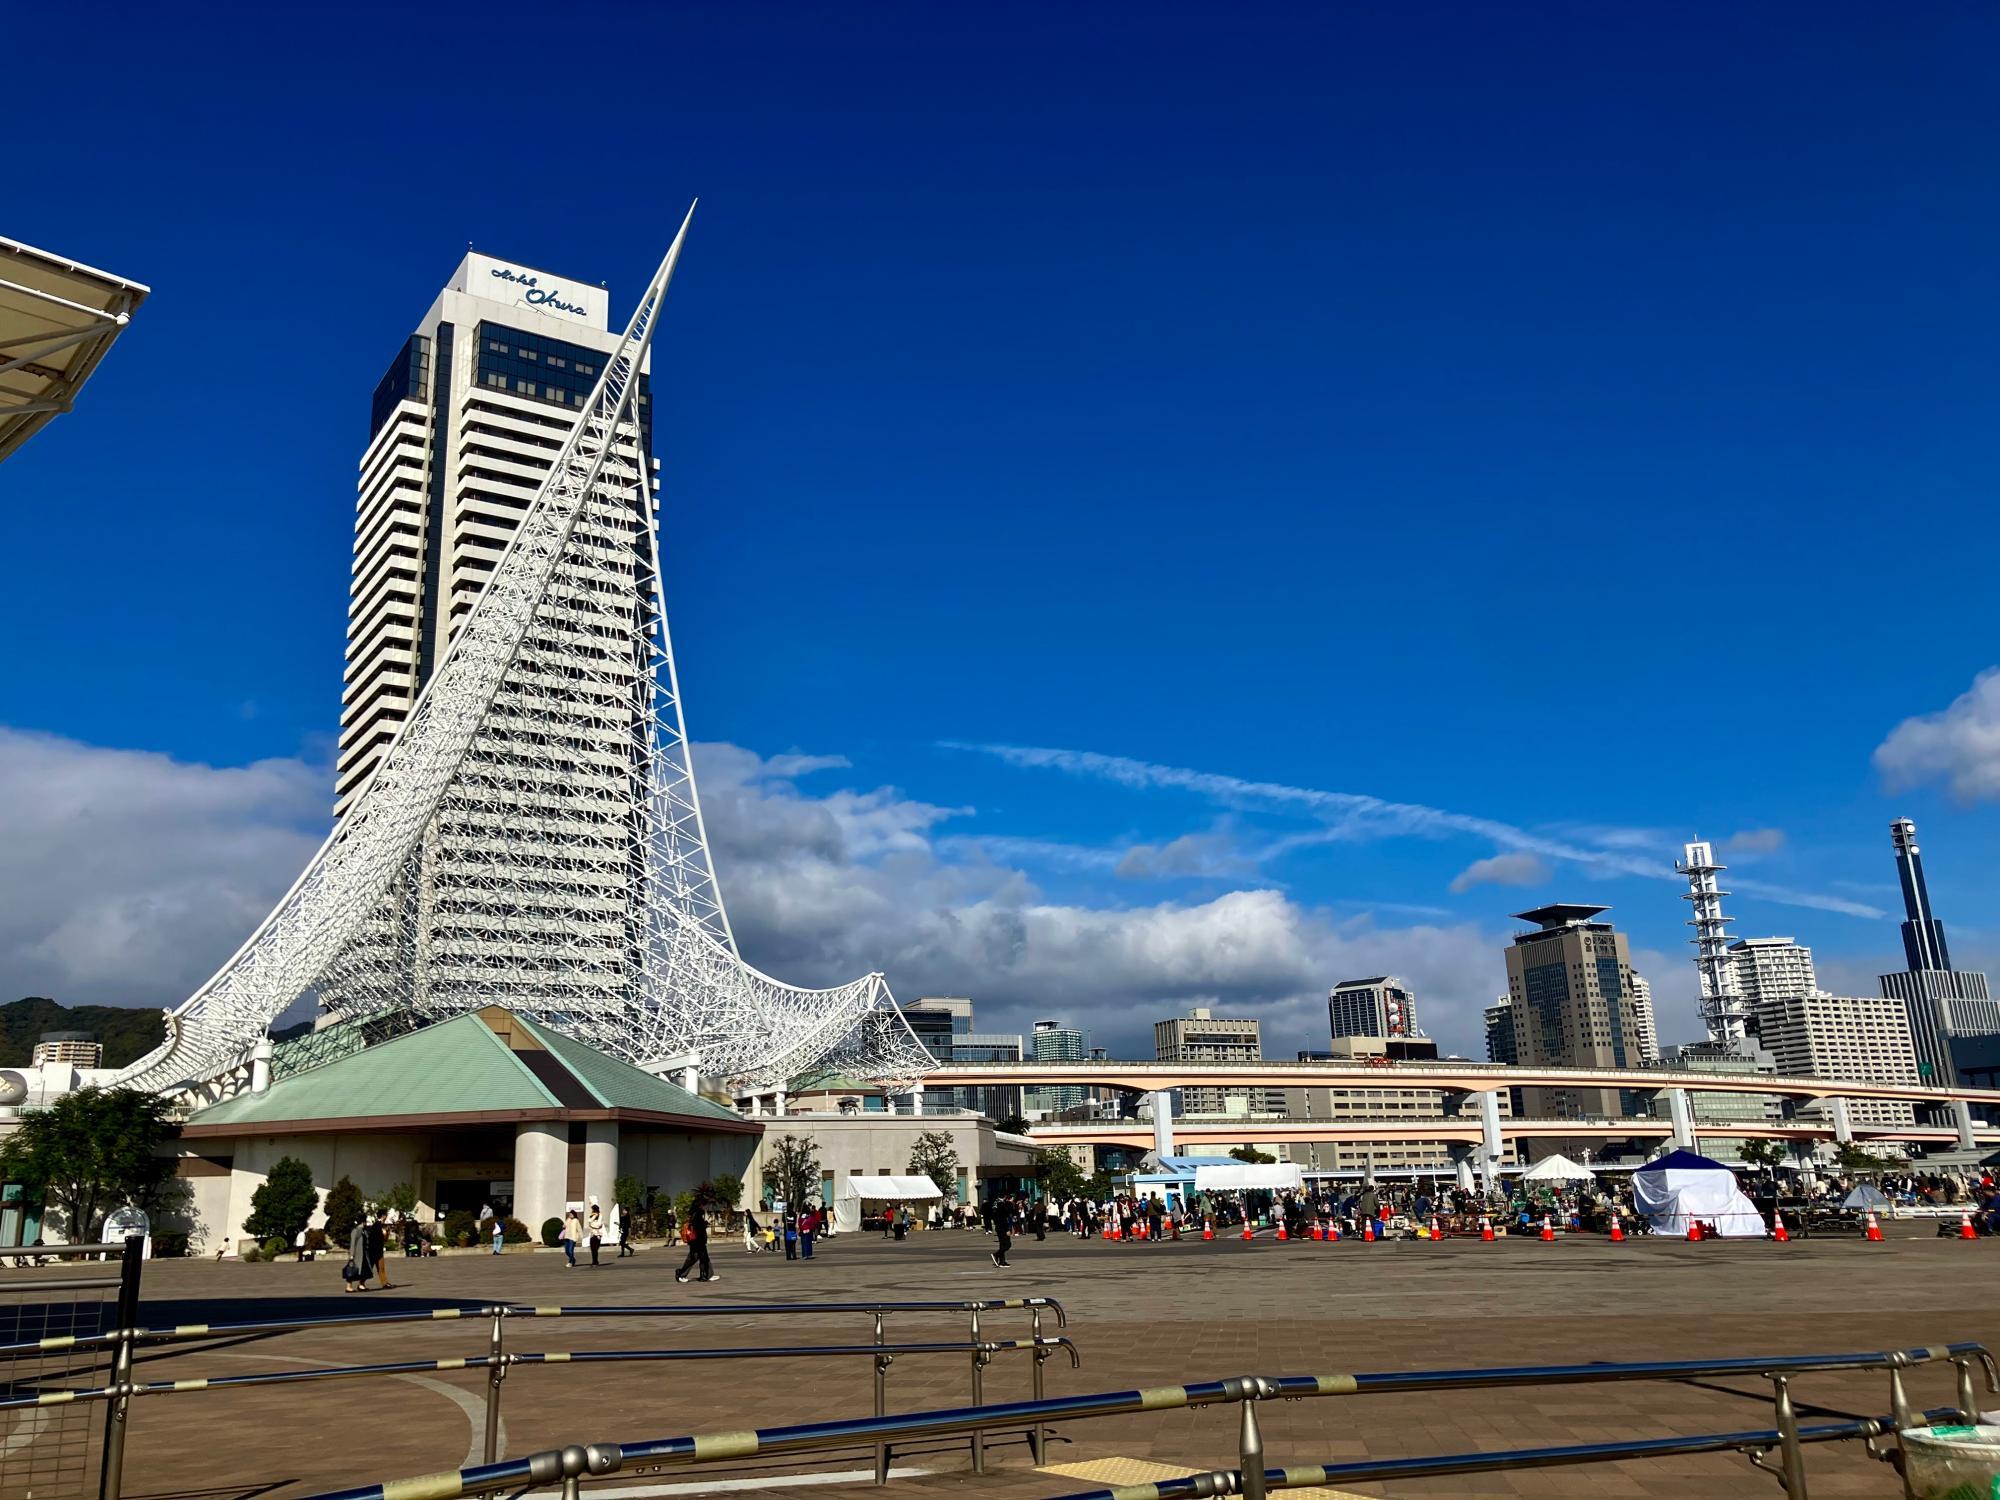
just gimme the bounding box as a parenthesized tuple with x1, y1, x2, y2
(0, 236, 148, 464)
(1632, 1149, 1766, 1238)
(1192, 1163, 1305, 1193)
(832, 1175, 944, 1233)
(1522, 1154, 1597, 1183)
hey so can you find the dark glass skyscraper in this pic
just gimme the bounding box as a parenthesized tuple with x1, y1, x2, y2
(1878, 819, 1998, 1087)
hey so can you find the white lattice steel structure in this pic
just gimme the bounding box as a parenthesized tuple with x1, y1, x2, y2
(1676, 838, 1751, 1045)
(114, 207, 934, 1098)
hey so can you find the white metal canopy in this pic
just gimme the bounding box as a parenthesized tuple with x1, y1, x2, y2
(1192, 1163, 1305, 1192)
(1521, 1154, 1597, 1182)
(0, 236, 148, 463)
(836, 1175, 944, 1202)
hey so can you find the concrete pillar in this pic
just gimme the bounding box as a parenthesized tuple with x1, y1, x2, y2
(1448, 1143, 1476, 1192)
(773, 1087, 788, 1117)
(680, 1063, 700, 1093)
(1150, 1090, 1176, 1159)
(1479, 1089, 1504, 1174)
(1953, 1098, 1977, 1152)
(1829, 1096, 1854, 1145)
(906, 1086, 924, 1117)
(1661, 1088, 1696, 1150)
(248, 1038, 273, 1095)
(748, 1095, 764, 1118)
(514, 1122, 568, 1234)
(583, 1121, 620, 1211)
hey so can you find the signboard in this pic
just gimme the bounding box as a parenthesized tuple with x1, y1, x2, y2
(451, 252, 609, 330)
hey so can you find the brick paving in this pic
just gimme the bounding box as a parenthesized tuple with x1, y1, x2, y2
(25, 1222, 1995, 1498)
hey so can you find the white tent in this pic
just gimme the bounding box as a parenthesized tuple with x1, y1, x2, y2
(1632, 1149, 1766, 1238)
(1522, 1154, 1596, 1183)
(1192, 1163, 1305, 1193)
(831, 1175, 944, 1233)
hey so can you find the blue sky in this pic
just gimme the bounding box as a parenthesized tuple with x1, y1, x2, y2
(5, 3, 1999, 1059)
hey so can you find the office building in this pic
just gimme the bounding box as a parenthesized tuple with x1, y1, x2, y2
(1729, 936, 1818, 1018)
(899, 997, 1023, 1120)
(1484, 996, 1518, 1066)
(29, 1032, 101, 1069)
(1278, 1081, 1512, 1177)
(1758, 990, 1919, 1129)
(1154, 1008, 1278, 1116)
(1629, 973, 1660, 1064)
(1026, 1019, 1088, 1117)
(1877, 820, 1999, 1086)
(327, 251, 656, 1019)
(1328, 977, 1418, 1041)
(1500, 904, 1648, 1119)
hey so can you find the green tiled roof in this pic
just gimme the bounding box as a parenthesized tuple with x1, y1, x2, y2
(519, 1016, 742, 1123)
(187, 1009, 744, 1130)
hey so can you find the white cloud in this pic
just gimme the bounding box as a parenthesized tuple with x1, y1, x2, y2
(1875, 668, 2000, 802)
(1449, 852, 1550, 894)
(0, 728, 330, 1008)
(1114, 827, 1258, 881)
(948, 741, 1887, 920)
(1724, 828, 1787, 855)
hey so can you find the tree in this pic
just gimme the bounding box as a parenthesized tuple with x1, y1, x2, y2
(709, 1172, 744, 1213)
(1836, 1143, 1899, 1175)
(0, 1087, 176, 1241)
(995, 1115, 1031, 1136)
(909, 1130, 959, 1199)
(1738, 1140, 1786, 1177)
(323, 1176, 366, 1244)
(377, 1181, 419, 1219)
(244, 1157, 317, 1244)
(1229, 1145, 1276, 1165)
(1036, 1147, 1088, 1204)
(767, 1132, 821, 1210)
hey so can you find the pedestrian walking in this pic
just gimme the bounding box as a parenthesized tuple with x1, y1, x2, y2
(612, 1201, 633, 1257)
(370, 1213, 392, 1289)
(801, 1204, 819, 1259)
(490, 1216, 504, 1255)
(783, 1207, 799, 1260)
(742, 1209, 765, 1254)
(990, 1195, 1015, 1268)
(344, 1214, 372, 1293)
(676, 1200, 717, 1283)
(587, 1201, 604, 1266)
(561, 1208, 582, 1268)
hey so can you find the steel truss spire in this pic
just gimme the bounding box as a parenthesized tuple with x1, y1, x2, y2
(115, 206, 935, 1099)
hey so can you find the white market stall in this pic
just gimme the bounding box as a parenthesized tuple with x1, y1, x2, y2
(832, 1174, 944, 1233)
(1192, 1163, 1306, 1194)
(1632, 1149, 1766, 1238)
(1521, 1154, 1597, 1183)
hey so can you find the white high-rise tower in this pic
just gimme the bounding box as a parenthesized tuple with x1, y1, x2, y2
(1676, 840, 1751, 1044)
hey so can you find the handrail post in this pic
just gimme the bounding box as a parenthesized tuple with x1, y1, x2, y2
(1029, 1305, 1047, 1463)
(484, 1305, 507, 1464)
(969, 1305, 985, 1474)
(1238, 1377, 1271, 1500)
(1951, 1356, 1980, 1423)
(873, 1312, 891, 1485)
(98, 1234, 143, 1500)
(1768, 1374, 1807, 1498)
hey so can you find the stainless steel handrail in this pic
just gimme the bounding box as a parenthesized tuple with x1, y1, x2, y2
(296, 1342, 1999, 1500)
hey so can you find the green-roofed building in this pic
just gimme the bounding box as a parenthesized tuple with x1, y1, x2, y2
(177, 1007, 760, 1253)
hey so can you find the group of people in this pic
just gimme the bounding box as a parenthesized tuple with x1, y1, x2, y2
(556, 1200, 633, 1267)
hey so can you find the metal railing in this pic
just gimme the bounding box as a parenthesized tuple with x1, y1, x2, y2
(0, 1238, 143, 1500)
(0, 1290, 1070, 1494)
(300, 1340, 1998, 1500)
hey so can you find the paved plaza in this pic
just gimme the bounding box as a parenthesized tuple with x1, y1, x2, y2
(44, 1224, 2000, 1498)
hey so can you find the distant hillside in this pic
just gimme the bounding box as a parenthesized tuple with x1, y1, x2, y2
(0, 998, 166, 1069)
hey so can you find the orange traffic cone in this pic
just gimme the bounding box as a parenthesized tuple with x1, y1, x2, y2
(1202, 1219, 1214, 1241)
(1101, 1222, 1111, 1240)
(1771, 1213, 1789, 1243)
(1959, 1213, 1978, 1241)
(1540, 1215, 1555, 1242)
(1241, 1220, 1253, 1241)
(1609, 1216, 1625, 1243)
(1686, 1219, 1702, 1242)
(1479, 1215, 1495, 1242)
(1311, 1221, 1324, 1242)
(1134, 1221, 1147, 1242)
(1276, 1221, 1288, 1241)
(1363, 1218, 1375, 1243)
(1865, 1211, 1884, 1243)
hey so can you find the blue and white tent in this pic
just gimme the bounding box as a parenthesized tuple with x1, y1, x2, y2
(1631, 1149, 1766, 1238)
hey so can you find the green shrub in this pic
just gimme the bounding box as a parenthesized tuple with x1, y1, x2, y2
(303, 1228, 329, 1254)
(241, 1243, 262, 1263)
(541, 1217, 563, 1247)
(263, 1237, 287, 1260)
(442, 1209, 478, 1248)
(152, 1231, 189, 1259)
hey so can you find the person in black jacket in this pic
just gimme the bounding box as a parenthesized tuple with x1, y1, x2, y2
(990, 1195, 1015, 1268)
(675, 1200, 718, 1284)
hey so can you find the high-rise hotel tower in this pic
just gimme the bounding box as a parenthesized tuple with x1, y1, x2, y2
(1877, 819, 1998, 1086)
(331, 253, 658, 1019)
